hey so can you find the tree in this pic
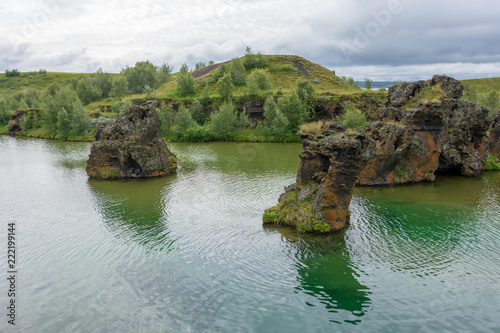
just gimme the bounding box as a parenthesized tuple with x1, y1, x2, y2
(189, 100, 207, 125)
(210, 63, 229, 83)
(247, 69, 272, 91)
(364, 78, 373, 90)
(278, 91, 306, 130)
(195, 61, 206, 70)
(111, 75, 129, 98)
(217, 73, 234, 99)
(156, 102, 175, 136)
(482, 89, 500, 117)
(121, 61, 159, 94)
(263, 96, 278, 129)
(200, 82, 211, 106)
(462, 83, 478, 103)
(243, 46, 267, 69)
(210, 101, 239, 138)
(180, 62, 190, 73)
(336, 102, 367, 132)
(44, 86, 83, 131)
(173, 105, 196, 138)
(230, 58, 246, 85)
(157, 63, 173, 84)
(246, 76, 260, 96)
(93, 68, 113, 98)
(76, 77, 102, 105)
(296, 79, 316, 119)
(176, 73, 196, 96)
(57, 108, 72, 140)
(272, 108, 290, 137)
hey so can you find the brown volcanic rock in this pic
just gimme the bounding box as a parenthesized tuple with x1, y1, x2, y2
(359, 75, 491, 184)
(86, 103, 177, 179)
(489, 111, 500, 156)
(264, 122, 374, 233)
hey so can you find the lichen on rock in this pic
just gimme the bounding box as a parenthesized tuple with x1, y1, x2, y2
(263, 121, 374, 233)
(86, 102, 177, 179)
(358, 75, 491, 185)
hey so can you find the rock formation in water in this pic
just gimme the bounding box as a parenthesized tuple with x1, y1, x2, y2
(263, 122, 374, 233)
(357, 75, 492, 185)
(489, 111, 500, 157)
(86, 103, 177, 179)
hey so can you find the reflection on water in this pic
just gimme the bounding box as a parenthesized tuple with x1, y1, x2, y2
(88, 176, 176, 252)
(2, 136, 500, 332)
(265, 226, 372, 325)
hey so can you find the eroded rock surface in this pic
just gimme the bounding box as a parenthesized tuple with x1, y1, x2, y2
(489, 111, 500, 157)
(263, 122, 374, 233)
(358, 75, 491, 185)
(86, 103, 177, 179)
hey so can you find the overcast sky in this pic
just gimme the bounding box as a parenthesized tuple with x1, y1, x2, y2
(1, 0, 500, 81)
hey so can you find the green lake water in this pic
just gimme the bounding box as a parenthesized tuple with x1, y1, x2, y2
(1, 136, 499, 332)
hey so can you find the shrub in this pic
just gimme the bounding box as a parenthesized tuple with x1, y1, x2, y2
(111, 98, 132, 114)
(121, 61, 159, 94)
(341, 76, 359, 88)
(173, 105, 196, 138)
(210, 101, 239, 138)
(217, 73, 234, 99)
(183, 124, 215, 142)
(336, 102, 367, 132)
(111, 75, 129, 98)
(195, 61, 206, 70)
(281, 64, 295, 72)
(481, 89, 500, 117)
(272, 108, 291, 137)
(296, 79, 316, 119)
(44, 86, 83, 131)
(299, 121, 324, 135)
(189, 100, 208, 125)
(210, 64, 229, 83)
(143, 85, 157, 100)
(5, 69, 20, 77)
(93, 68, 113, 98)
(200, 83, 211, 106)
(278, 91, 306, 130)
(76, 77, 102, 105)
(263, 96, 277, 129)
(364, 78, 373, 90)
(230, 58, 246, 85)
(157, 63, 173, 84)
(24, 89, 42, 109)
(57, 108, 72, 140)
(176, 73, 197, 96)
(462, 83, 478, 103)
(243, 46, 267, 70)
(312, 78, 320, 83)
(156, 102, 175, 136)
(485, 154, 500, 171)
(179, 63, 190, 73)
(247, 69, 272, 93)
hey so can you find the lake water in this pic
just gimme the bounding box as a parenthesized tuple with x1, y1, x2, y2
(1, 136, 499, 332)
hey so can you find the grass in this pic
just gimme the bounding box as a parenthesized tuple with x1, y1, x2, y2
(461, 77, 500, 94)
(404, 85, 445, 109)
(299, 121, 324, 135)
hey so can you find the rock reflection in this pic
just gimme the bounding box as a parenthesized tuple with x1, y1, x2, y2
(264, 225, 372, 325)
(87, 176, 176, 252)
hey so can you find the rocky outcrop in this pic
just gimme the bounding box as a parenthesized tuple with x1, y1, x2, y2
(86, 103, 177, 179)
(7, 109, 41, 135)
(263, 122, 374, 233)
(358, 75, 491, 185)
(489, 111, 500, 156)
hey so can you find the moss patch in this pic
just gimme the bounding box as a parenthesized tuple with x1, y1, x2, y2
(485, 154, 500, 171)
(263, 187, 331, 233)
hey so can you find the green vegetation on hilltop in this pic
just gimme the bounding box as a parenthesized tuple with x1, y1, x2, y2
(461, 77, 500, 117)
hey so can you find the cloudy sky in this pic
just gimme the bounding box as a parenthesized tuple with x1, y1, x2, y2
(1, 0, 500, 81)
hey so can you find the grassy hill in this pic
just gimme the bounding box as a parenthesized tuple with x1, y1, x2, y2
(0, 71, 101, 96)
(153, 54, 360, 100)
(461, 77, 500, 94)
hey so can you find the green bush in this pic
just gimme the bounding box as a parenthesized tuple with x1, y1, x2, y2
(195, 61, 206, 70)
(5, 69, 20, 77)
(76, 77, 102, 105)
(210, 64, 229, 83)
(278, 91, 306, 130)
(485, 154, 500, 171)
(217, 73, 234, 99)
(93, 68, 113, 98)
(246, 69, 272, 96)
(462, 83, 478, 103)
(263, 96, 277, 129)
(481, 89, 500, 117)
(296, 79, 316, 119)
(111, 75, 129, 98)
(157, 63, 173, 84)
(156, 102, 175, 136)
(210, 101, 239, 139)
(280, 64, 295, 72)
(243, 47, 267, 70)
(183, 124, 215, 142)
(121, 61, 159, 94)
(143, 85, 157, 100)
(364, 78, 373, 90)
(173, 105, 196, 138)
(189, 100, 208, 125)
(176, 73, 197, 96)
(230, 58, 246, 85)
(336, 102, 367, 132)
